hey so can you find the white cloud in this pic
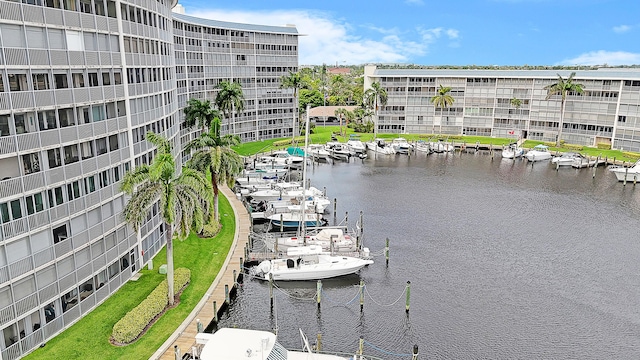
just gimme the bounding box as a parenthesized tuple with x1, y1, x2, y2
(559, 51, 640, 66)
(446, 29, 459, 39)
(613, 25, 632, 34)
(185, 8, 426, 65)
(405, 0, 424, 5)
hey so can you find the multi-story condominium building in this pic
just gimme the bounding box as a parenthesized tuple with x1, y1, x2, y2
(0, 1, 298, 358)
(364, 65, 640, 152)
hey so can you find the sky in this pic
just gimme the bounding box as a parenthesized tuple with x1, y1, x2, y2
(176, 0, 640, 67)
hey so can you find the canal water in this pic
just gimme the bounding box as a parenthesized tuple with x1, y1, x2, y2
(219, 151, 640, 359)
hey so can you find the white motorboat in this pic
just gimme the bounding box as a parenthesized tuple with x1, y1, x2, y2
(431, 140, 454, 153)
(264, 227, 359, 253)
(366, 138, 395, 154)
(391, 137, 413, 154)
(326, 143, 351, 161)
(346, 135, 366, 155)
(259, 150, 304, 169)
(252, 245, 373, 281)
(250, 196, 331, 221)
(551, 152, 583, 166)
(525, 144, 552, 162)
(247, 185, 324, 202)
(196, 327, 351, 360)
(502, 144, 524, 159)
(267, 211, 325, 229)
(415, 141, 433, 153)
(306, 143, 331, 161)
(609, 159, 640, 181)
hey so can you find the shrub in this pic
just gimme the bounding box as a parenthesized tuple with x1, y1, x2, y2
(273, 139, 293, 147)
(597, 143, 611, 150)
(111, 268, 191, 344)
(201, 221, 220, 238)
(565, 144, 584, 151)
(622, 151, 640, 161)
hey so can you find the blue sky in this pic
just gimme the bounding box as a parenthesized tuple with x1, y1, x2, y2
(176, 0, 640, 66)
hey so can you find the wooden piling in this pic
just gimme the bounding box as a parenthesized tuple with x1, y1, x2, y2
(592, 157, 598, 178)
(213, 301, 218, 323)
(412, 345, 419, 360)
(385, 238, 390, 266)
(316, 334, 322, 352)
(358, 336, 364, 356)
(316, 280, 322, 309)
(174, 345, 180, 360)
(233, 270, 237, 286)
(406, 281, 411, 313)
(196, 318, 203, 333)
(624, 167, 628, 186)
(359, 280, 365, 312)
(269, 273, 274, 308)
(224, 284, 230, 303)
(279, 214, 284, 232)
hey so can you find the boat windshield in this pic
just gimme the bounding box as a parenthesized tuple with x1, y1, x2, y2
(267, 342, 287, 360)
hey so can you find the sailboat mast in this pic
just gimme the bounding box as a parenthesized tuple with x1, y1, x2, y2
(300, 105, 311, 238)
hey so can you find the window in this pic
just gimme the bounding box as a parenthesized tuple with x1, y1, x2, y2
(66, 180, 81, 200)
(26, 193, 44, 215)
(63, 144, 79, 164)
(61, 288, 78, 312)
(48, 148, 62, 168)
(114, 71, 122, 85)
(108, 261, 119, 279)
(79, 0, 92, 13)
(44, 303, 56, 323)
(48, 186, 64, 207)
(38, 110, 57, 130)
(53, 224, 68, 244)
(48, 29, 65, 49)
(8, 74, 28, 91)
(0, 115, 9, 136)
(22, 153, 40, 174)
(94, 0, 105, 16)
(102, 72, 111, 86)
(0, 77, 4, 93)
(88, 73, 99, 87)
(85, 175, 96, 193)
(54, 74, 68, 89)
(10, 200, 22, 220)
(65, 30, 82, 51)
(58, 108, 74, 127)
(26, 27, 46, 49)
(72, 73, 85, 88)
(80, 141, 94, 159)
(96, 137, 107, 155)
(45, 0, 62, 8)
(32, 74, 50, 90)
(108, 134, 118, 151)
(0, 203, 9, 223)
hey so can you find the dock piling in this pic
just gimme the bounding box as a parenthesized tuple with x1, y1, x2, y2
(316, 333, 322, 352)
(406, 281, 411, 313)
(359, 280, 365, 312)
(224, 284, 230, 304)
(196, 319, 203, 333)
(412, 345, 419, 360)
(174, 345, 181, 360)
(213, 301, 218, 323)
(269, 273, 274, 308)
(317, 280, 322, 309)
(385, 238, 390, 266)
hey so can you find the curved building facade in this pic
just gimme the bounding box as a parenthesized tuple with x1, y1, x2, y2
(0, 1, 298, 358)
(364, 65, 640, 151)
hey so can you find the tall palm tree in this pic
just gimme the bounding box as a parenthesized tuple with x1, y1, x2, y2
(334, 107, 348, 136)
(364, 81, 387, 137)
(185, 118, 243, 222)
(544, 72, 585, 146)
(183, 98, 219, 131)
(431, 85, 455, 134)
(121, 132, 211, 306)
(215, 81, 245, 135)
(280, 71, 303, 137)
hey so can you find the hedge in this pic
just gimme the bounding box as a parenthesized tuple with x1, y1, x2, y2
(111, 268, 191, 344)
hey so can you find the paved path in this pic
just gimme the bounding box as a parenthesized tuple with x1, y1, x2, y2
(151, 186, 249, 360)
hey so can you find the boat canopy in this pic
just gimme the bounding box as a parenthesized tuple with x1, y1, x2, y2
(287, 147, 305, 156)
(533, 144, 549, 150)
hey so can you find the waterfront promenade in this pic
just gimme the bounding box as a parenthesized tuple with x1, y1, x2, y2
(151, 186, 249, 360)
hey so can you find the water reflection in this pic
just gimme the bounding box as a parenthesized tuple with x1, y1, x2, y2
(221, 152, 640, 359)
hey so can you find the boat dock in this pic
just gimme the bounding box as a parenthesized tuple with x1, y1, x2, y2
(152, 185, 250, 360)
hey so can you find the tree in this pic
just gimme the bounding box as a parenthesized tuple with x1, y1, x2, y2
(334, 107, 348, 136)
(431, 85, 455, 134)
(544, 72, 584, 146)
(183, 98, 219, 131)
(510, 97, 522, 111)
(215, 81, 245, 135)
(121, 132, 211, 306)
(185, 118, 243, 222)
(280, 71, 304, 137)
(364, 81, 387, 137)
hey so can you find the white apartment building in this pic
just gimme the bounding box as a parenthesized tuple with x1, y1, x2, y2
(0, 0, 298, 358)
(364, 65, 640, 152)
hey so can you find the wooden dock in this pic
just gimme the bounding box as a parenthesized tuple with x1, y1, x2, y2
(151, 186, 250, 360)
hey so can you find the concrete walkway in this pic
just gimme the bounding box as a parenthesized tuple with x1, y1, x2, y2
(151, 186, 249, 360)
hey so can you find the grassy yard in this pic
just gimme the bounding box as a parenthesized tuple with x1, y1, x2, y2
(25, 195, 235, 360)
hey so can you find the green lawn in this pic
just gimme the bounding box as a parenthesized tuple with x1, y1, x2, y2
(25, 195, 235, 360)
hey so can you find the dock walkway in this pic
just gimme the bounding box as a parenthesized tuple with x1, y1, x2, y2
(151, 186, 249, 360)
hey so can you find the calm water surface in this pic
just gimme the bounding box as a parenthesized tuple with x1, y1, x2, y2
(219, 151, 640, 359)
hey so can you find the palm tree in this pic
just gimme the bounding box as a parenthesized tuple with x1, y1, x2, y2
(364, 81, 387, 137)
(183, 98, 219, 131)
(334, 107, 348, 136)
(431, 85, 455, 134)
(544, 72, 585, 146)
(280, 71, 303, 137)
(185, 118, 243, 222)
(215, 81, 245, 135)
(121, 132, 211, 306)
